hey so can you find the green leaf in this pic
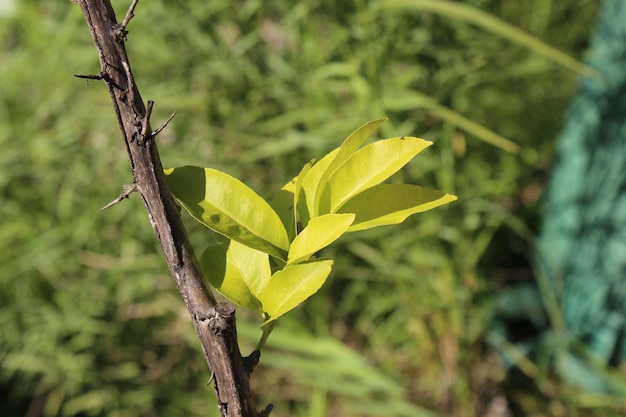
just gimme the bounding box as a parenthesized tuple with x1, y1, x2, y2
(270, 179, 297, 242)
(293, 160, 315, 235)
(322, 137, 432, 213)
(271, 159, 316, 238)
(337, 184, 457, 231)
(165, 166, 289, 260)
(313, 118, 387, 214)
(287, 213, 355, 265)
(299, 148, 339, 219)
(200, 239, 271, 312)
(260, 259, 333, 323)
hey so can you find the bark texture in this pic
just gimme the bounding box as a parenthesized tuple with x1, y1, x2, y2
(76, 1, 269, 415)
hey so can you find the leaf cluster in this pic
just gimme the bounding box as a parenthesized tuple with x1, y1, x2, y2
(165, 119, 455, 327)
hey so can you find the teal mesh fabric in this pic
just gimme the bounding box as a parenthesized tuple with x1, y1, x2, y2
(537, 0, 626, 392)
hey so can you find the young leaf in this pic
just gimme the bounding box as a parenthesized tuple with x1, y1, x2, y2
(200, 240, 271, 312)
(287, 213, 355, 265)
(322, 137, 432, 213)
(292, 160, 315, 236)
(313, 118, 387, 214)
(260, 259, 333, 323)
(165, 166, 289, 260)
(270, 179, 297, 242)
(297, 184, 311, 230)
(271, 159, 315, 238)
(299, 148, 339, 219)
(337, 184, 457, 231)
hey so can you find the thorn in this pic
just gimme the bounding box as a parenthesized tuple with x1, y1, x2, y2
(116, 0, 140, 39)
(74, 73, 104, 81)
(206, 371, 215, 387)
(260, 403, 274, 417)
(75, 71, 122, 90)
(100, 183, 138, 211)
(151, 111, 177, 137)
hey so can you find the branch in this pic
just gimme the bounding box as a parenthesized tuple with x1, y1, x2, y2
(75, 1, 268, 416)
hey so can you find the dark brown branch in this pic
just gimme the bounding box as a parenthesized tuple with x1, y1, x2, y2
(76, 1, 267, 416)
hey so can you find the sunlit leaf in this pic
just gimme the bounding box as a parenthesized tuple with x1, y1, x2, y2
(200, 240, 271, 312)
(165, 166, 289, 260)
(322, 137, 432, 213)
(297, 183, 311, 229)
(299, 149, 339, 219)
(260, 259, 333, 323)
(314, 118, 387, 214)
(287, 213, 355, 265)
(338, 184, 457, 231)
(293, 160, 315, 236)
(271, 178, 297, 242)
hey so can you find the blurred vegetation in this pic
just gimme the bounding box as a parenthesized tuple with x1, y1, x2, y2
(1, 0, 619, 416)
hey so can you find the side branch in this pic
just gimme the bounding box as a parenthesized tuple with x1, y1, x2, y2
(76, 1, 266, 416)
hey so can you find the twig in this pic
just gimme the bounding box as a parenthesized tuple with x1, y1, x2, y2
(152, 111, 177, 137)
(100, 183, 138, 211)
(116, 0, 140, 39)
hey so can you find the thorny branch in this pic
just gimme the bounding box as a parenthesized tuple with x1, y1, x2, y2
(75, 1, 270, 416)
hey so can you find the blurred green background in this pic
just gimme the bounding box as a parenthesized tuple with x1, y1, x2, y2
(1, 0, 617, 416)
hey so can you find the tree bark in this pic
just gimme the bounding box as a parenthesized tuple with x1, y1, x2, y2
(75, 1, 269, 415)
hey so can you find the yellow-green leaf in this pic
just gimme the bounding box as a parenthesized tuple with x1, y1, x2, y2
(165, 166, 289, 260)
(287, 213, 355, 265)
(314, 118, 387, 214)
(299, 148, 339, 219)
(270, 178, 297, 242)
(260, 260, 333, 323)
(338, 184, 457, 231)
(293, 160, 315, 235)
(200, 240, 271, 312)
(323, 137, 433, 213)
